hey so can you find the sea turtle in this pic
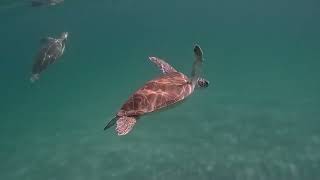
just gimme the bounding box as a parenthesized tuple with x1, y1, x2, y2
(104, 44, 209, 136)
(30, 32, 68, 82)
(31, 0, 64, 7)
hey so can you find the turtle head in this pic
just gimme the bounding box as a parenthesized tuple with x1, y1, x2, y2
(60, 32, 68, 40)
(197, 78, 209, 88)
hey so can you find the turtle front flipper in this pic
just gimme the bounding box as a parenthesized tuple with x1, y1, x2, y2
(191, 44, 204, 85)
(149, 57, 178, 74)
(116, 116, 137, 136)
(40, 37, 55, 44)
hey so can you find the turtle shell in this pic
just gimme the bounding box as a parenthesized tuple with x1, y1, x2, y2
(117, 72, 194, 117)
(32, 39, 64, 75)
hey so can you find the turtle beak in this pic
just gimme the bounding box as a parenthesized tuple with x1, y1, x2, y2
(204, 80, 209, 87)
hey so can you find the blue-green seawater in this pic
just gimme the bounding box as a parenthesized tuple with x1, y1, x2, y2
(1, 0, 320, 179)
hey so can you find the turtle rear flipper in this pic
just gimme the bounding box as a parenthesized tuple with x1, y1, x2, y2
(116, 116, 137, 136)
(30, 74, 40, 83)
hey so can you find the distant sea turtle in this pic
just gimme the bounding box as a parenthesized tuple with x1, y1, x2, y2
(104, 44, 209, 136)
(30, 32, 68, 82)
(31, 0, 64, 7)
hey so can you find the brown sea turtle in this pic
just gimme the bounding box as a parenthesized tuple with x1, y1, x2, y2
(104, 44, 209, 136)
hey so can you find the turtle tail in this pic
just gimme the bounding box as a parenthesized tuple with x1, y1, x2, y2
(104, 116, 117, 131)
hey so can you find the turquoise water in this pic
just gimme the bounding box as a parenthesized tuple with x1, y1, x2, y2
(1, 0, 320, 179)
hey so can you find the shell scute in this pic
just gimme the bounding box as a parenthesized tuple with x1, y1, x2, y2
(119, 72, 193, 116)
